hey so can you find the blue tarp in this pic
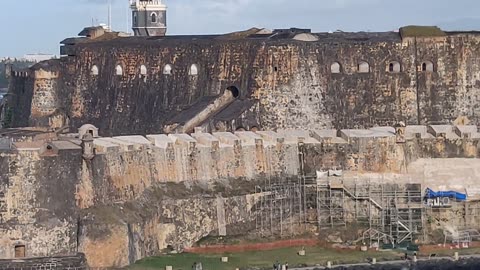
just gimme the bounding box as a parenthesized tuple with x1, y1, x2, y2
(425, 188, 467, 201)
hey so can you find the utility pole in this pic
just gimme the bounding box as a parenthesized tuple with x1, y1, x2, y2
(108, 0, 112, 31)
(126, 0, 131, 34)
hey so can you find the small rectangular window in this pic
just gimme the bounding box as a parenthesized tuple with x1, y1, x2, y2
(15, 245, 25, 258)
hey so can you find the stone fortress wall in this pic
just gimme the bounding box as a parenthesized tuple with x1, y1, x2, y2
(1, 124, 480, 267)
(4, 24, 480, 269)
(6, 28, 480, 135)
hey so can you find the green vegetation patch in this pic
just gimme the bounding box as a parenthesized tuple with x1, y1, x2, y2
(129, 246, 402, 270)
(400, 26, 446, 38)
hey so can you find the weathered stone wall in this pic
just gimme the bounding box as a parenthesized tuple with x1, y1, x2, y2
(0, 141, 82, 259)
(2, 125, 480, 268)
(6, 71, 33, 128)
(78, 194, 256, 268)
(7, 61, 65, 129)
(8, 32, 480, 135)
(61, 125, 479, 204)
(0, 254, 87, 270)
(82, 132, 300, 203)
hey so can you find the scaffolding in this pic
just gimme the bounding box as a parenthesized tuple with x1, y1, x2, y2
(254, 179, 304, 237)
(254, 169, 424, 244)
(316, 178, 423, 246)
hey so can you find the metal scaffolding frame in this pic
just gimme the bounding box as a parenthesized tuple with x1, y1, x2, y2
(254, 175, 424, 244)
(316, 177, 423, 246)
(254, 178, 305, 237)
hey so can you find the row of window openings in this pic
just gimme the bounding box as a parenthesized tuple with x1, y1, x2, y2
(330, 61, 435, 74)
(91, 61, 434, 77)
(133, 13, 158, 25)
(91, 64, 198, 76)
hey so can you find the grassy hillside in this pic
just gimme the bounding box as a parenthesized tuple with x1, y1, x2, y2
(129, 246, 402, 270)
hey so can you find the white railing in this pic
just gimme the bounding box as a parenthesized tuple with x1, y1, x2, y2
(131, 0, 163, 5)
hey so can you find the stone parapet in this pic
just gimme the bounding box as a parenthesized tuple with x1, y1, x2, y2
(0, 254, 87, 270)
(3, 125, 480, 202)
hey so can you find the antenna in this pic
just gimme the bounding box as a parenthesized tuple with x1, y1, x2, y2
(126, 0, 130, 34)
(108, 0, 112, 31)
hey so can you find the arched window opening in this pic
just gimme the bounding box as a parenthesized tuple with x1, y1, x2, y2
(189, 64, 199, 76)
(140, 65, 147, 76)
(163, 64, 173, 75)
(115, 65, 123, 76)
(331, 62, 341, 74)
(388, 61, 401, 73)
(133, 13, 137, 25)
(151, 13, 157, 23)
(91, 65, 99, 76)
(227, 86, 240, 98)
(358, 61, 370, 73)
(422, 61, 434, 72)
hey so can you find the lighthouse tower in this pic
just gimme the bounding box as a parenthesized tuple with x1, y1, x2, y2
(130, 0, 167, 36)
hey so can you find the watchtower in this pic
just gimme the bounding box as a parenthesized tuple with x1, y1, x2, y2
(130, 0, 167, 36)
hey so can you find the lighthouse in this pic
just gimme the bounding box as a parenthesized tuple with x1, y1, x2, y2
(130, 0, 167, 36)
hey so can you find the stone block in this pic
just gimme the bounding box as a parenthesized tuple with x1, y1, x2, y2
(114, 136, 152, 150)
(370, 126, 395, 134)
(339, 129, 394, 142)
(191, 133, 220, 148)
(454, 125, 479, 139)
(405, 125, 431, 139)
(0, 138, 12, 151)
(311, 129, 337, 139)
(311, 129, 346, 144)
(96, 138, 134, 152)
(212, 132, 240, 146)
(277, 129, 317, 143)
(93, 138, 121, 154)
(40, 142, 59, 156)
(147, 134, 173, 148)
(255, 131, 284, 145)
(168, 134, 197, 149)
(428, 125, 458, 139)
(50, 140, 82, 151)
(234, 131, 263, 146)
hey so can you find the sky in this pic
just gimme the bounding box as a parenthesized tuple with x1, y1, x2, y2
(2, 0, 480, 57)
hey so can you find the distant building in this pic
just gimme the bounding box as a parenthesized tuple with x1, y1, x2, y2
(23, 53, 55, 62)
(131, 0, 167, 36)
